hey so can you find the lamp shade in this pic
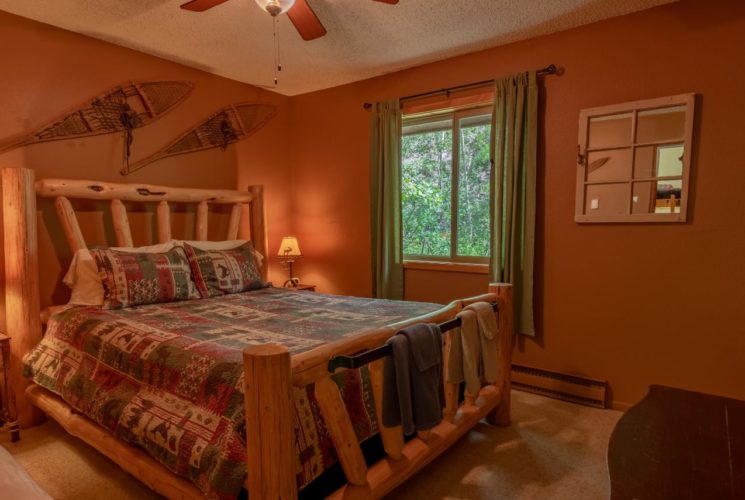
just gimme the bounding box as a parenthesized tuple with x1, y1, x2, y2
(277, 236, 301, 258)
(254, 0, 296, 16)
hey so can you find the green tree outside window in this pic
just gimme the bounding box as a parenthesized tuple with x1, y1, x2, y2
(402, 107, 491, 260)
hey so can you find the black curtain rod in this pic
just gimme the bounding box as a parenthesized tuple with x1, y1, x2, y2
(327, 301, 498, 373)
(363, 64, 559, 110)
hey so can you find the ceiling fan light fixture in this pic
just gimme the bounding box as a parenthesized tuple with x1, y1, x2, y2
(254, 0, 296, 16)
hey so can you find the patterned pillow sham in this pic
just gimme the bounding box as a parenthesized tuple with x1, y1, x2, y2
(183, 242, 268, 298)
(90, 246, 200, 309)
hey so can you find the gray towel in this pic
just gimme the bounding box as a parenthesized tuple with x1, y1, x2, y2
(382, 323, 444, 435)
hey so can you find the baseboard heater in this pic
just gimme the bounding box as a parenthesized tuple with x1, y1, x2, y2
(511, 364, 608, 408)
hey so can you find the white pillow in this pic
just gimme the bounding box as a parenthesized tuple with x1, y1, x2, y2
(64, 241, 177, 307)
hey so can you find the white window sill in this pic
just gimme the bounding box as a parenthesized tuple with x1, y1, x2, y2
(403, 260, 489, 275)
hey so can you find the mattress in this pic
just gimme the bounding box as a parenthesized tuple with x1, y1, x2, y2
(23, 287, 441, 499)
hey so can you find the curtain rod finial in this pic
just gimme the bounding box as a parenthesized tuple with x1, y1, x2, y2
(363, 102, 373, 110)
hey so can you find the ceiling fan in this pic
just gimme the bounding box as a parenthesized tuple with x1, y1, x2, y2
(180, 0, 400, 41)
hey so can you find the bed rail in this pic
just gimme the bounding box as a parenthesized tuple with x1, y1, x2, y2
(327, 301, 498, 372)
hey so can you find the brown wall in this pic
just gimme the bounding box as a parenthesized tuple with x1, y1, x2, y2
(286, 0, 745, 408)
(0, 11, 293, 321)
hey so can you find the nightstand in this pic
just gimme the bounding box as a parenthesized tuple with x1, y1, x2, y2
(292, 284, 316, 292)
(0, 332, 20, 442)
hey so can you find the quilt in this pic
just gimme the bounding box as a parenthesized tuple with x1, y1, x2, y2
(23, 288, 440, 499)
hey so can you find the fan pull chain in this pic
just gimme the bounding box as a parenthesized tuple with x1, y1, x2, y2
(277, 15, 282, 75)
(273, 16, 282, 86)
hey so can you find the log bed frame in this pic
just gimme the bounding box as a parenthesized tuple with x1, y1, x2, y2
(2, 167, 514, 499)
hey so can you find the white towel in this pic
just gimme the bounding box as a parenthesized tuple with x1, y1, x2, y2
(446, 302, 498, 396)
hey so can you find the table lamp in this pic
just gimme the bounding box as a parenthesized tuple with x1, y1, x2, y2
(277, 236, 301, 287)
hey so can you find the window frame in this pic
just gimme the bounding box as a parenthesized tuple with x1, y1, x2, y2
(401, 103, 493, 264)
(575, 93, 696, 223)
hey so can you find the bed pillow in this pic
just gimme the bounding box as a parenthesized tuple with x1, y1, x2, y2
(179, 239, 265, 269)
(63, 241, 263, 306)
(90, 246, 200, 309)
(64, 249, 106, 306)
(183, 241, 267, 298)
(64, 242, 177, 307)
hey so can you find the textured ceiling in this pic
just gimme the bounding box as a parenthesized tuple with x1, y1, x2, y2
(0, 0, 676, 96)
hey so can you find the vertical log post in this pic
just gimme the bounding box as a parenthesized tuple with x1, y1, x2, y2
(195, 201, 208, 241)
(248, 185, 269, 280)
(442, 330, 459, 423)
(227, 203, 242, 240)
(156, 201, 171, 243)
(2, 168, 44, 427)
(243, 343, 297, 500)
(368, 359, 404, 460)
(55, 196, 86, 253)
(111, 199, 133, 247)
(315, 376, 369, 486)
(487, 283, 513, 427)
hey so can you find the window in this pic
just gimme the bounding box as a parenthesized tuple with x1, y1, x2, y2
(401, 105, 492, 262)
(575, 93, 695, 223)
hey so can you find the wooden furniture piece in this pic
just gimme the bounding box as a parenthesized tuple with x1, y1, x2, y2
(608, 384, 745, 500)
(2, 167, 514, 500)
(654, 193, 679, 213)
(0, 332, 20, 442)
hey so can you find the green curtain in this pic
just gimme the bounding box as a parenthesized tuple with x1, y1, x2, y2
(369, 99, 404, 299)
(490, 72, 537, 336)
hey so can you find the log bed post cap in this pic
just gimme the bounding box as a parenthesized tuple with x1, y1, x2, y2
(243, 343, 289, 357)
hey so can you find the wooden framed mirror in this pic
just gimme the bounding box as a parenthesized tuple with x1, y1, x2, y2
(575, 93, 695, 223)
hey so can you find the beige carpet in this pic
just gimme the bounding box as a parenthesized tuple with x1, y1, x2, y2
(387, 391, 621, 499)
(0, 391, 621, 499)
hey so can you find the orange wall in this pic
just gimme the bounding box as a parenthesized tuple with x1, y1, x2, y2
(0, 11, 292, 322)
(287, 0, 745, 408)
(2, 1, 745, 410)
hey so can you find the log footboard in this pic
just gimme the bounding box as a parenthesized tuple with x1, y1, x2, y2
(244, 283, 514, 499)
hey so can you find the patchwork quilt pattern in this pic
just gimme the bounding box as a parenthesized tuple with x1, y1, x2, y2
(23, 288, 440, 499)
(183, 242, 267, 298)
(91, 246, 200, 309)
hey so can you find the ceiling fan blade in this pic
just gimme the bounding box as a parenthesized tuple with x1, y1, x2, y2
(373, 0, 399, 4)
(287, 0, 327, 41)
(180, 0, 230, 12)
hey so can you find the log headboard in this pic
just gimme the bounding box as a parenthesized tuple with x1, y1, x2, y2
(34, 177, 268, 264)
(2, 167, 268, 426)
